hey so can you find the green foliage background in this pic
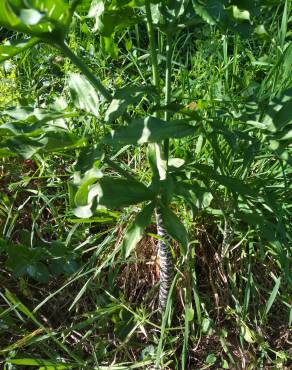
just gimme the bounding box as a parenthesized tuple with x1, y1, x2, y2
(0, 0, 291, 369)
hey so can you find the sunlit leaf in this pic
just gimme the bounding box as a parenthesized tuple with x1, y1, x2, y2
(192, 0, 227, 26)
(0, 38, 39, 63)
(68, 73, 100, 117)
(104, 117, 197, 146)
(0, 0, 79, 43)
(105, 86, 155, 123)
(73, 176, 155, 218)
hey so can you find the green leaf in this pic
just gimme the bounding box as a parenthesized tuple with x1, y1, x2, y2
(273, 100, 292, 130)
(194, 164, 256, 196)
(91, 177, 155, 208)
(105, 86, 154, 123)
(240, 323, 256, 343)
(75, 144, 104, 173)
(100, 35, 119, 59)
(0, 131, 85, 159)
(185, 306, 194, 321)
(68, 73, 100, 117)
(74, 169, 103, 207)
(175, 182, 213, 212)
(227, 5, 250, 22)
(0, 148, 17, 158)
(104, 117, 196, 146)
(26, 262, 50, 283)
(201, 317, 212, 334)
(88, 1, 139, 37)
(254, 24, 269, 39)
(0, 105, 83, 157)
(159, 205, 188, 255)
(121, 202, 155, 258)
(5, 289, 37, 322)
(2, 105, 75, 123)
(41, 132, 86, 152)
(0, 38, 39, 62)
(0, 0, 78, 43)
(264, 276, 281, 318)
(73, 176, 155, 217)
(205, 353, 217, 365)
(193, 0, 227, 26)
(7, 358, 77, 367)
(0, 136, 45, 158)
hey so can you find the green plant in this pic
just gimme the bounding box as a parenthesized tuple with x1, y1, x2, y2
(0, 0, 291, 309)
(0, 2, 291, 368)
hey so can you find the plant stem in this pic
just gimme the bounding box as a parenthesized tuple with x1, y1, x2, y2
(145, 0, 160, 91)
(164, 32, 172, 160)
(58, 41, 112, 102)
(145, 0, 166, 180)
(145, 0, 173, 311)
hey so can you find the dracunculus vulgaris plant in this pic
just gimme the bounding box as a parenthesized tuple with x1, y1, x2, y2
(0, 0, 285, 311)
(0, 0, 191, 311)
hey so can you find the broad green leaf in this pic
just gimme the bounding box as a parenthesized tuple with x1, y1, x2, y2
(254, 24, 269, 39)
(26, 262, 50, 283)
(0, 38, 39, 62)
(159, 205, 188, 255)
(73, 177, 155, 217)
(245, 89, 292, 135)
(155, 0, 194, 33)
(0, 121, 45, 136)
(0, 148, 17, 158)
(0, 136, 45, 158)
(147, 142, 167, 181)
(192, 0, 227, 26)
(104, 117, 196, 146)
(2, 105, 76, 123)
(121, 202, 155, 258)
(89, 177, 155, 208)
(0, 0, 79, 43)
(75, 145, 104, 173)
(68, 73, 100, 117)
(201, 317, 212, 334)
(175, 182, 213, 212)
(168, 158, 185, 169)
(88, 0, 139, 37)
(41, 132, 86, 152)
(214, 173, 256, 197)
(0, 132, 86, 158)
(105, 86, 154, 123)
(74, 169, 103, 207)
(273, 100, 292, 130)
